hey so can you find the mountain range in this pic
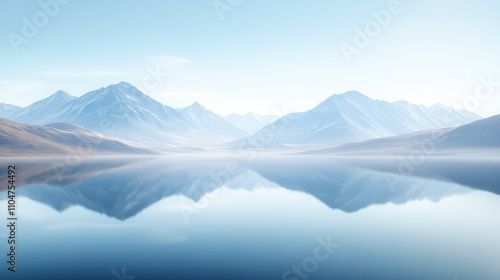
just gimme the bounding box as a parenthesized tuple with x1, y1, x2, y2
(1, 82, 250, 146)
(237, 91, 481, 149)
(1, 81, 497, 155)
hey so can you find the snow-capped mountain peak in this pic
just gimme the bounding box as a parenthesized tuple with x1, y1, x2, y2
(34, 90, 76, 105)
(49, 90, 75, 101)
(317, 91, 372, 109)
(0, 103, 21, 118)
(184, 101, 206, 112)
(10, 90, 76, 124)
(243, 90, 482, 147)
(94, 82, 146, 100)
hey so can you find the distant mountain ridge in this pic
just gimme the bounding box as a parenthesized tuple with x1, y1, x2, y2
(179, 102, 250, 139)
(13, 90, 76, 124)
(238, 91, 481, 147)
(306, 114, 500, 155)
(1, 82, 248, 145)
(0, 84, 483, 149)
(0, 103, 21, 118)
(225, 113, 278, 134)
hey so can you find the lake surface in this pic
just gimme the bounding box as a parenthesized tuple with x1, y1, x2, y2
(0, 156, 499, 280)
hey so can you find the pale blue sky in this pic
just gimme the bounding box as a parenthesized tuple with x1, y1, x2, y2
(1, 0, 499, 116)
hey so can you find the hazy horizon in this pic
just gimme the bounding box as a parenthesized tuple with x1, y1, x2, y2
(1, 82, 489, 118)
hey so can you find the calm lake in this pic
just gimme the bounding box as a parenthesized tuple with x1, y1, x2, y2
(0, 156, 499, 280)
